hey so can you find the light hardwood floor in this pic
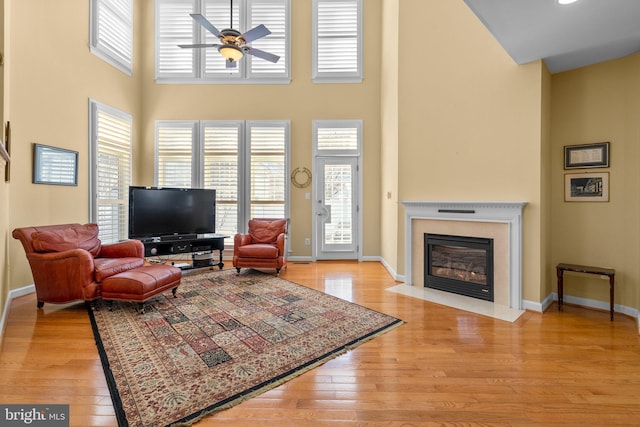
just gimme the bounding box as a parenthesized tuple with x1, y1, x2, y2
(1, 261, 640, 426)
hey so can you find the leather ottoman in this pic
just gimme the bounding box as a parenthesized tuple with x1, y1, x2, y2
(101, 264, 182, 313)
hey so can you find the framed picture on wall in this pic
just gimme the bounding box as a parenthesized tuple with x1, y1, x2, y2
(33, 143, 78, 186)
(564, 172, 609, 202)
(564, 142, 609, 169)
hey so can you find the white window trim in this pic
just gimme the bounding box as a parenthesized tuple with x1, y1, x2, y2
(90, 0, 133, 76)
(88, 99, 133, 241)
(154, 0, 291, 85)
(312, 0, 363, 83)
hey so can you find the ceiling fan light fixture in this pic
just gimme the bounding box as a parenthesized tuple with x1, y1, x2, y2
(218, 44, 244, 62)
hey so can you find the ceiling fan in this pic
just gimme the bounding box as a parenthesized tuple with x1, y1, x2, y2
(178, 0, 280, 68)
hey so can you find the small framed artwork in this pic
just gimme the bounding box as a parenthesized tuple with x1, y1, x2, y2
(564, 172, 609, 202)
(564, 142, 609, 169)
(33, 143, 78, 186)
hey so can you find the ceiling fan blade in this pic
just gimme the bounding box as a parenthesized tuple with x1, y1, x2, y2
(245, 47, 280, 63)
(226, 59, 237, 69)
(240, 24, 271, 43)
(190, 13, 222, 37)
(177, 43, 220, 49)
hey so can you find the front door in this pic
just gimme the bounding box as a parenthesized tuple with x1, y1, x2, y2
(313, 157, 359, 260)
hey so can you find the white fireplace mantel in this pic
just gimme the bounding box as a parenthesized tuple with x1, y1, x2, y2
(400, 201, 527, 310)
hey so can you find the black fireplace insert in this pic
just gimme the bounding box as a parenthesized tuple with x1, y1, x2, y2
(424, 233, 494, 301)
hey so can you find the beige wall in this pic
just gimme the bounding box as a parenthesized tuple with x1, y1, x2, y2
(380, 0, 399, 272)
(5, 0, 142, 292)
(138, 0, 383, 258)
(540, 64, 553, 301)
(0, 0, 7, 317)
(3, 0, 639, 318)
(551, 53, 640, 308)
(393, 0, 545, 303)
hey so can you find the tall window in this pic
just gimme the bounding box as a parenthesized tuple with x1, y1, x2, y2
(155, 0, 290, 83)
(90, 0, 133, 75)
(155, 120, 290, 238)
(89, 100, 133, 243)
(312, 0, 363, 83)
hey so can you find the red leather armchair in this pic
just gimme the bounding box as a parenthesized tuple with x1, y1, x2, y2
(12, 223, 145, 308)
(233, 218, 287, 275)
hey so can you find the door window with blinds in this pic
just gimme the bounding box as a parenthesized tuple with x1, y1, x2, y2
(155, 0, 290, 83)
(90, 0, 133, 75)
(155, 120, 289, 238)
(312, 0, 362, 83)
(89, 100, 133, 244)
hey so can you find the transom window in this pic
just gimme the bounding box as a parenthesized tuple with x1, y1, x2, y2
(155, 0, 290, 83)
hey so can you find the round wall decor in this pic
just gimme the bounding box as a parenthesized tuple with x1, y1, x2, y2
(291, 166, 312, 188)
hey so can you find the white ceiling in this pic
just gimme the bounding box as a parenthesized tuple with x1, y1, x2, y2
(463, 0, 640, 73)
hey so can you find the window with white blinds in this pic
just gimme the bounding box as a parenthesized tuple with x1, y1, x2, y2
(249, 124, 286, 218)
(203, 122, 241, 237)
(156, 0, 290, 83)
(90, 0, 133, 75)
(313, 120, 362, 156)
(312, 0, 362, 83)
(89, 100, 133, 244)
(156, 122, 196, 187)
(156, 120, 289, 237)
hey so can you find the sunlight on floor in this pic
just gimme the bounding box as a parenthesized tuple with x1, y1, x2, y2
(323, 276, 354, 301)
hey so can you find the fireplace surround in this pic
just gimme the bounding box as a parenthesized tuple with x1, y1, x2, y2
(400, 201, 527, 310)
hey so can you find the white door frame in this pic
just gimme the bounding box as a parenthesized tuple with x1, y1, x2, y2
(311, 120, 363, 261)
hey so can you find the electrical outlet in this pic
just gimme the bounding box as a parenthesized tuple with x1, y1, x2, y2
(305, 238, 311, 246)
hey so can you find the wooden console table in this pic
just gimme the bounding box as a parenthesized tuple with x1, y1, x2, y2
(556, 263, 615, 321)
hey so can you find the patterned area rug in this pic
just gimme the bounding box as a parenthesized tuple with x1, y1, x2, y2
(88, 269, 403, 427)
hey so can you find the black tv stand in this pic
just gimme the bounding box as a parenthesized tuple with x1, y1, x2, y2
(160, 233, 197, 242)
(141, 234, 229, 269)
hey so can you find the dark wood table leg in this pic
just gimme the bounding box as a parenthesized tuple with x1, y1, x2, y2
(609, 274, 615, 321)
(556, 267, 564, 311)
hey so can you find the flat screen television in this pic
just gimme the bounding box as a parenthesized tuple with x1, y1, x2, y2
(128, 186, 216, 240)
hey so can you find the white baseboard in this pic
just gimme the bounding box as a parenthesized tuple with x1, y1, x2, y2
(286, 256, 383, 263)
(545, 292, 639, 332)
(522, 293, 556, 313)
(286, 256, 313, 263)
(379, 257, 404, 282)
(0, 284, 36, 347)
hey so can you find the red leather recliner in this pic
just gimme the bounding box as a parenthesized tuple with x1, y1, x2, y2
(233, 218, 287, 275)
(12, 223, 145, 308)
